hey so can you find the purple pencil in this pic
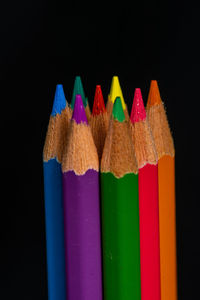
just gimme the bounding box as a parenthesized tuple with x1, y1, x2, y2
(62, 94, 102, 300)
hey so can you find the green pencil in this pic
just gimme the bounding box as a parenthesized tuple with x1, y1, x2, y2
(101, 97, 141, 300)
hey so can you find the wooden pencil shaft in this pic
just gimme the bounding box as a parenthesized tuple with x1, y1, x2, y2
(43, 159, 67, 300)
(63, 170, 102, 300)
(101, 172, 141, 300)
(158, 155, 177, 300)
(138, 164, 161, 300)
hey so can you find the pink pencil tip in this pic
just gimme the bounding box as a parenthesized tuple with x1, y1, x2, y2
(130, 88, 146, 123)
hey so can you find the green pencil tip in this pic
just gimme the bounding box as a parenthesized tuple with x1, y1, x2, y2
(71, 76, 86, 109)
(112, 97, 125, 122)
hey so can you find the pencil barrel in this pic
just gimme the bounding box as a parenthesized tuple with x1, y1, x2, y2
(63, 169, 102, 300)
(158, 156, 177, 300)
(43, 159, 67, 300)
(101, 172, 141, 300)
(139, 164, 161, 300)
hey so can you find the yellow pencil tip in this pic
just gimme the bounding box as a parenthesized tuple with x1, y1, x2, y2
(147, 80, 162, 107)
(109, 76, 126, 110)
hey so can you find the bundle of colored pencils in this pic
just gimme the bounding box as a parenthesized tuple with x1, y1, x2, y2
(43, 76, 177, 300)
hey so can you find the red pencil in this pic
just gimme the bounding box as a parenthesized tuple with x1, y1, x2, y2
(130, 88, 161, 300)
(90, 85, 109, 160)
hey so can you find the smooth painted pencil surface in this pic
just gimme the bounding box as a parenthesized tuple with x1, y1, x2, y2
(90, 85, 109, 159)
(130, 88, 160, 300)
(101, 97, 140, 300)
(71, 76, 91, 120)
(146, 81, 177, 300)
(106, 76, 129, 120)
(62, 94, 102, 300)
(43, 84, 71, 300)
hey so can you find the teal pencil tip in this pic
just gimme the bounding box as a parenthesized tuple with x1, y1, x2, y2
(51, 84, 67, 116)
(112, 97, 125, 122)
(71, 76, 87, 109)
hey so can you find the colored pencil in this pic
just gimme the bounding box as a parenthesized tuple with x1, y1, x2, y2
(90, 85, 109, 159)
(130, 88, 160, 300)
(71, 75, 91, 120)
(106, 76, 129, 120)
(43, 84, 71, 300)
(62, 94, 102, 300)
(101, 97, 141, 300)
(146, 80, 177, 300)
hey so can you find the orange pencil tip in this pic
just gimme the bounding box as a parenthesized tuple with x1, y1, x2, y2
(147, 80, 162, 107)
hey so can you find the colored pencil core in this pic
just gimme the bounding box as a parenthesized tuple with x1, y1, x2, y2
(72, 94, 88, 124)
(130, 88, 146, 123)
(112, 97, 125, 122)
(71, 76, 87, 109)
(109, 76, 126, 110)
(147, 80, 162, 107)
(51, 84, 67, 116)
(92, 85, 106, 115)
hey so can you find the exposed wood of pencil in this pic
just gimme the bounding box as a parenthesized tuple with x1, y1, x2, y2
(101, 117, 138, 177)
(106, 97, 113, 118)
(131, 120, 157, 168)
(43, 106, 71, 163)
(62, 120, 99, 175)
(85, 101, 91, 121)
(146, 84, 174, 159)
(90, 112, 109, 159)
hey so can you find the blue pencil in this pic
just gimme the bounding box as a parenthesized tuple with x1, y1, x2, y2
(43, 84, 71, 300)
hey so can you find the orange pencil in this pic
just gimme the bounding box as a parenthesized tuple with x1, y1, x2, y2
(146, 80, 177, 300)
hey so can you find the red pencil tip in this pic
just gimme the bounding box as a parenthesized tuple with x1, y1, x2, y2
(92, 85, 106, 115)
(130, 88, 146, 123)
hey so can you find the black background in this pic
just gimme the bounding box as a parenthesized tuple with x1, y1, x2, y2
(1, 1, 199, 299)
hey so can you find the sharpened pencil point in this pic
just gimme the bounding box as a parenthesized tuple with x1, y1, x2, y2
(92, 85, 106, 115)
(147, 80, 162, 107)
(51, 84, 67, 116)
(112, 97, 125, 122)
(71, 76, 87, 109)
(130, 88, 146, 123)
(72, 94, 88, 124)
(109, 76, 126, 110)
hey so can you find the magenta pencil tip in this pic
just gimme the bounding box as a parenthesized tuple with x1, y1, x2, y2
(72, 94, 88, 124)
(130, 88, 146, 123)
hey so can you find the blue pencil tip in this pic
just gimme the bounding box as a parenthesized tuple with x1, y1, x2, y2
(51, 84, 67, 116)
